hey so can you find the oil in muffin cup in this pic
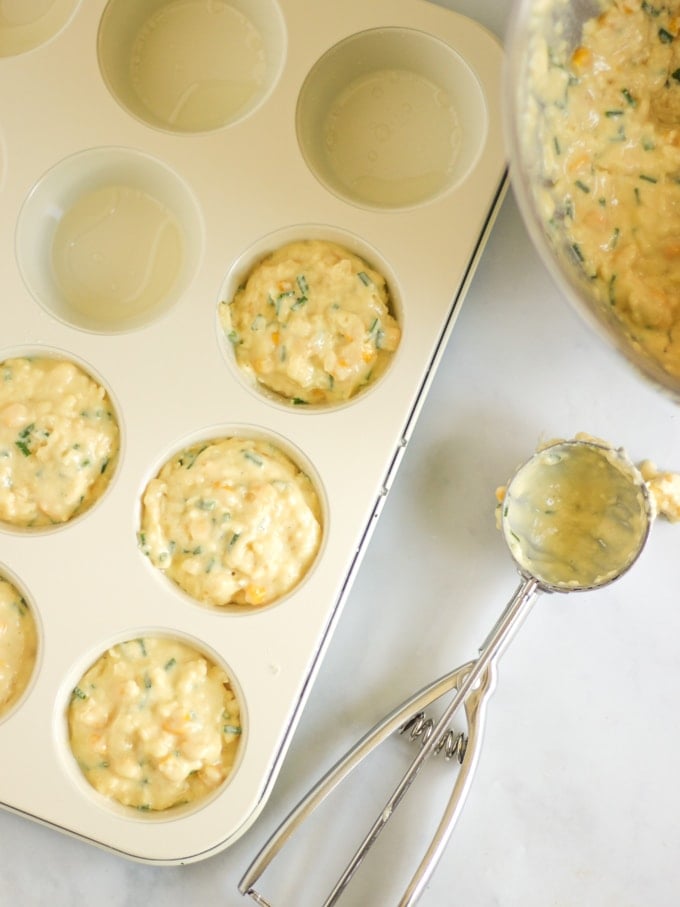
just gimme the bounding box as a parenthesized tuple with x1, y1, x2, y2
(97, 0, 286, 134)
(0, 0, 81, 58)
(15, 146, 204, 334)
(296, 27, 489, 210)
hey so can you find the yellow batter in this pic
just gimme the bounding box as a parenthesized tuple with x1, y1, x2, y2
(0, 357, 119, 527)
(0, 575, 37, 717)
(140, 436, 322, 607)
(531, 0, 680, 374)
(68, 636, 242, 811)
(220, 239, 400, 404)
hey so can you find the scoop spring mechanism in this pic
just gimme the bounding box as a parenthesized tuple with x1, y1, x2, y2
(399, 711, 468, 764)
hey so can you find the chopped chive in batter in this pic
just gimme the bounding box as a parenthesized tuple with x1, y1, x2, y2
(608, 274, 617, 305)
(658, 27, 674, 43)
(72, 686, 88, 701)
(575, 179, 590, 193)
(605, 109, 624, 117)
(164, 657, 177, 671)
(15, 440, 31, 457)
(621, 87, 636, 106)
(179, 445, 208, 469)
(639, 173, 658, 183)
(223, 724, 242, 735)
(357, 271, 373, 287)
(292, 397, 309, 405)
(296, 274, 309, 296)
(571, 242, 585, 262)
(243, 449, 264, 466)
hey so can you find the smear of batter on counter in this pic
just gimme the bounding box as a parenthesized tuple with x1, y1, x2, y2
(531, 0, 680, 374)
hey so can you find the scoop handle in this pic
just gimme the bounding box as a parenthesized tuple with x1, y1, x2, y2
(323, 575, 541, 905)
(240, 575, 541, 906)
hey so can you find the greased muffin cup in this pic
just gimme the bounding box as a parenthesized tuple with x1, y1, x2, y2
(0, 0, 506, 863)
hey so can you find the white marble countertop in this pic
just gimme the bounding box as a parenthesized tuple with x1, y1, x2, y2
(4, 1, 680, 905)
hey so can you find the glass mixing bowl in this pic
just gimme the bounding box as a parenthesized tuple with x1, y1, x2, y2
(504, 0, 680, 399)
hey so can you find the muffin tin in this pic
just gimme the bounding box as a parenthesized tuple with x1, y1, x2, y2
(0, 0, 506, 863)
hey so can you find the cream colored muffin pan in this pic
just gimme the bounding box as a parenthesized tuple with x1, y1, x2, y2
(0, 0, 506, 863)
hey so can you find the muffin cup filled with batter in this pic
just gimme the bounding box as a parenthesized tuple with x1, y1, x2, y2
(0, 355, 120, 530)
(0, 572, 39, 720)
(139, 433, 323, 609)
(67, 635, 243, 812)
(219, 236, 401, 406)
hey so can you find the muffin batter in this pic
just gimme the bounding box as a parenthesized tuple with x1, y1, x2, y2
(531, 0, 680, 374)
(220, 239, 400, 404)
(68, 637, 242, 811)
(0, 357, 119, 527)
(0, 575, 37, 717)
(140, 436, 322, 607)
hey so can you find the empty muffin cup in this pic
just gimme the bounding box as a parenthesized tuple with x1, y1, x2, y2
(0, 0, 80, 57)
(297, 27, 488, 210)
(98, 0, 286, 134)
(16, 147, 203, 333)
(0, 354, 120, 530)
(139, 434, 323, 609)
(67, 635, 243, 812)
(0, 571, 38, 719)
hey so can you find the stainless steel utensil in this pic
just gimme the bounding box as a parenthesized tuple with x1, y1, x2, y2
(239, 438, 653, 905)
